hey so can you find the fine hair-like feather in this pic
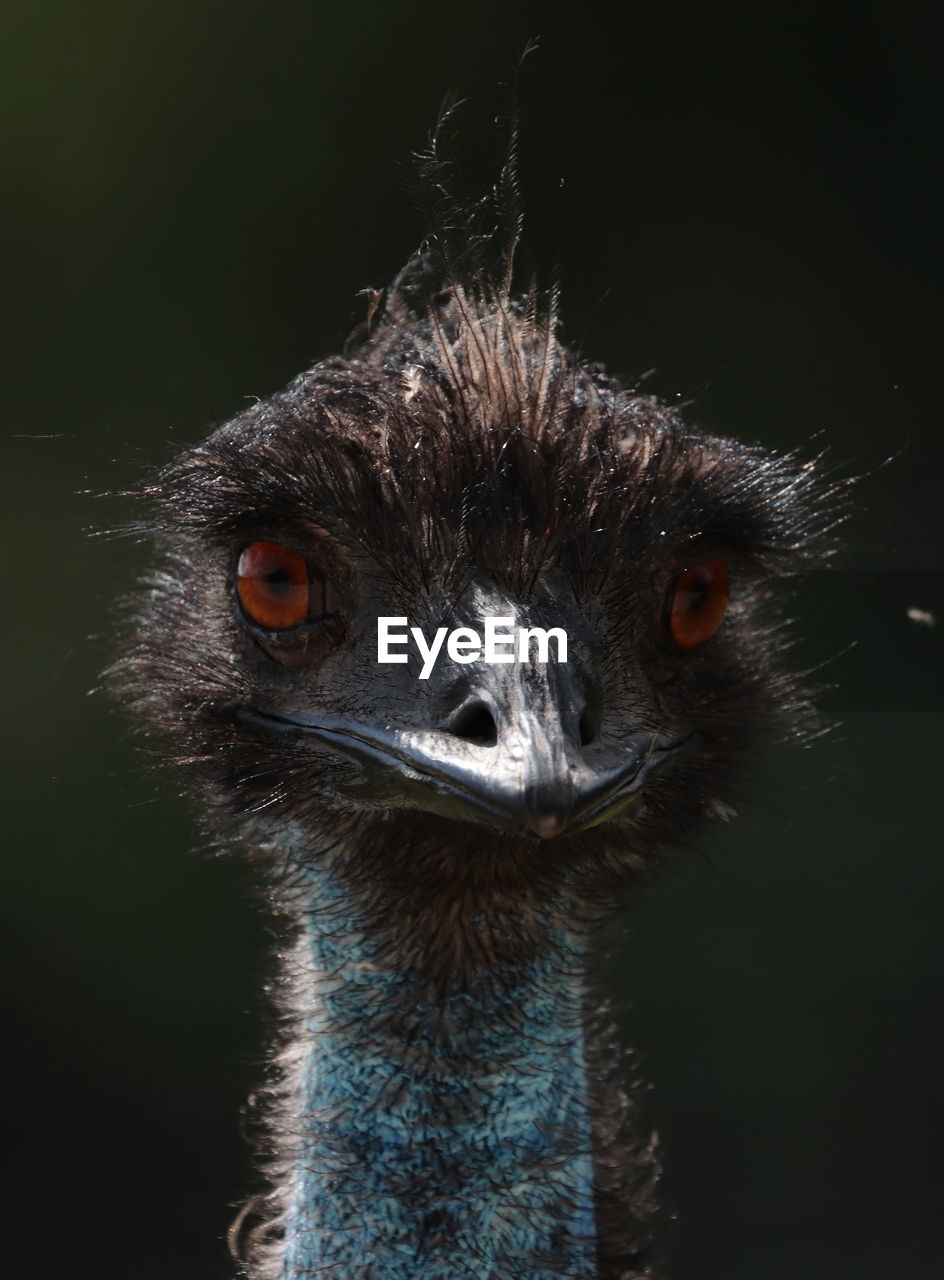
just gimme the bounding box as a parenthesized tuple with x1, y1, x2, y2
(113, 107, 845, 1279)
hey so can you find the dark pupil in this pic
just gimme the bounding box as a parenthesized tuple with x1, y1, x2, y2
(264, 567, 294, 595)
(686, 575, 709, 611)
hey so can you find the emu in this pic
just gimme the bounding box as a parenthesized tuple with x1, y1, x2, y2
(116, 144, 835, 1278)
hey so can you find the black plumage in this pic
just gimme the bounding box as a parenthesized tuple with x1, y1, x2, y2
(114, 131, 841, 1278)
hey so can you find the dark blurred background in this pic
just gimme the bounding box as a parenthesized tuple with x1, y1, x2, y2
(2, 2, 941, 1277)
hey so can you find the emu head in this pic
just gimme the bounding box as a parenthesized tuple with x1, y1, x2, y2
(121, 271, 831, 969)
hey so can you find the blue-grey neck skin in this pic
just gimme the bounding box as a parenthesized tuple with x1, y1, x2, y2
(266, 862, 598, 1280)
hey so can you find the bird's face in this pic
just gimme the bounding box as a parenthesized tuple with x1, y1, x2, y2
(230, 539, 729, 843)
(125, 299, 826, 912)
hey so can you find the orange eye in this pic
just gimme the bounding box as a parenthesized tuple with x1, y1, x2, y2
(663, 559, 730, 651)
(237, 542, 309, 631)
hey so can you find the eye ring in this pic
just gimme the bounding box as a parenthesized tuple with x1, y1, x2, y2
(658, 558, 730, 652)
(236, 541, 311, 631)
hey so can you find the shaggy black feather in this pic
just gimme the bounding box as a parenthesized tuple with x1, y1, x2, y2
(112, 114, 845, 1279)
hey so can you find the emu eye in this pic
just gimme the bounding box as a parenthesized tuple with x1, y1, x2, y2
(237, 542, 311, 631)
(660, 559, 730, 652)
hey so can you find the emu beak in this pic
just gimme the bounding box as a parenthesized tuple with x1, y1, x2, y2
(246, 658, 683, 839)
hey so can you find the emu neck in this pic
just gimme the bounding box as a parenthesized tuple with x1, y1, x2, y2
(276, 867, 597, 1279)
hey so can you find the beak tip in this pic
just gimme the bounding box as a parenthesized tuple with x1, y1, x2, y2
(525, 811, 573, 840)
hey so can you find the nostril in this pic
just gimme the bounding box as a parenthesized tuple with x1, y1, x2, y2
(578, 706, 598, 746)
(446, 700, 498, 747)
